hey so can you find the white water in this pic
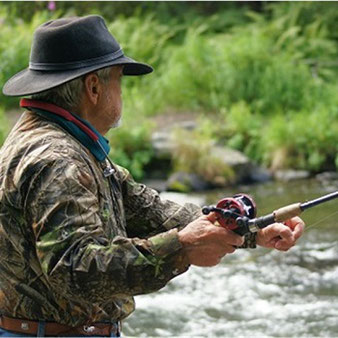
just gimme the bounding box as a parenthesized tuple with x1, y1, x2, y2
(124, 180, 338, 337)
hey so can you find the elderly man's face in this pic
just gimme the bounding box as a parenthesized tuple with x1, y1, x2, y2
(99, 66, 123, 131)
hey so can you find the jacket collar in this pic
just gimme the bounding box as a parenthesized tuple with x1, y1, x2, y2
(20, 98, 110, 162)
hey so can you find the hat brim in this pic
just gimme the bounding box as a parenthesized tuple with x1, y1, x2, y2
(2, 55, 153, 97)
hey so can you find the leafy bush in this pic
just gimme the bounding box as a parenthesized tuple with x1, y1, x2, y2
(0, 10, 55, 109)
(0, 107, 9, 146)
(107, 120, 154, 180)
(108, 15, 178, 70)
(261, 106, 338, 172)
(219, 102, 264, 163)
(0, 2, 337, 175)
(171, 124, 234, 186)
(152, 20, 331, 116)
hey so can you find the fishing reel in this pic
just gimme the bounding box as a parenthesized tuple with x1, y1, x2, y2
(202, 194, 257, 236)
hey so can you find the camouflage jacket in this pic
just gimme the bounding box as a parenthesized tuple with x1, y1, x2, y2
(0, 110, 202, 326)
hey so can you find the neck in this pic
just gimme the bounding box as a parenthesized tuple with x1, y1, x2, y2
(20, 98, 111, 162)
(75, 101, 108, 136)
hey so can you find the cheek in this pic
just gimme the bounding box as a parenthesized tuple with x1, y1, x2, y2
(103, 81, 122, 117)
(107, 92, 122, 119)
(111, 93, 121, 111)
(113, 86, 122, 109)
(111, 82, 121, 99)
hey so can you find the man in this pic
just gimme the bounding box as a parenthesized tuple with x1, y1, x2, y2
(0, 15, 304, 337)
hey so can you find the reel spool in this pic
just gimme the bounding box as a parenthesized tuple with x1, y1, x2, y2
(215, 194, 257, 230)
(202, 194, 257, 235)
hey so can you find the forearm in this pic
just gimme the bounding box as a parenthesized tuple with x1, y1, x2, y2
(239, 232, 257, 248)
(119, 166, 201, 237)
(45, 228, 189, 303)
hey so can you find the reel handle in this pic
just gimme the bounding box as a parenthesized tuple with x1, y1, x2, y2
(202, 194, 257, 236)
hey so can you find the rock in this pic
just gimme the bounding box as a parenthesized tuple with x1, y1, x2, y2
(151, 120, 272, 189)
(315, 171, 338, 182)
(274, 169, 310, 181)
(151, 131, 174, 158)
(176, 120, 197, 131)
(151, 120, 198, 158)
(212, 146, 249, 166)
(166, 172, 211, 192)
(141, 179, 168, 192)
(315, 172, 338, 190)
(159, 191, 205, 206)
(248, 165, 272, 184)
(211, 146, 254, 184)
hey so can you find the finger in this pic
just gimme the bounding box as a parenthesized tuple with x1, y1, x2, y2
(274, 241, 294, 251)
(216, 227, 244, 247)
(205, 212, 219, 224)
(285, 217, 305, 240)
(264, 223, 293, 242)
(265, 237, 279, 248)
(208, 242, 236, 255)
(293, 223, 304, 241)
(275, 223, 294, 241)
(267, 224, 295, 249)
(221, 244, 236, 254)
(192, 243, 235, 260)
(275, 234, 295, 248)
(274, 234, 296, 250)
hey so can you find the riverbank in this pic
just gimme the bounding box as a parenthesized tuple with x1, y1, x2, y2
(4, 108, 338, 194)
(1, 2, 338, 181)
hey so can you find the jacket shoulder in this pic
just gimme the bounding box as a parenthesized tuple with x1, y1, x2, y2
(1, 111, 93, 165)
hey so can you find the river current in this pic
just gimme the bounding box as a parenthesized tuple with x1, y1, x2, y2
(124, 178, 338, 337)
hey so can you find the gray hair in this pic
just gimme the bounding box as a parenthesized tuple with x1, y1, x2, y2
(31, 67, 112, 112)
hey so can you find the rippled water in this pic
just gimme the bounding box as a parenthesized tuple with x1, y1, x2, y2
(124, 179, 338, 337)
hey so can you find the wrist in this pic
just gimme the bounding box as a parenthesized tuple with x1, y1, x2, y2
(238, 232, 257, 248)
(177, 231, 188, 260)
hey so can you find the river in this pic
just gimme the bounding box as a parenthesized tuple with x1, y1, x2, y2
(124, 178, 338, 337)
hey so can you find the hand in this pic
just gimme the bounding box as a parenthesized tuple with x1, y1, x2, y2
(178, 214, 244, 267)
(256, 216, 305, 251)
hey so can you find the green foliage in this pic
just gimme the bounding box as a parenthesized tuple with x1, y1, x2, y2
(159, 20, 333, 116)
(108, 15, 178, 70)
(261, 107, 338, 172)
(0, 2, 257, 26)
(220, 102, 264, 163)
(107, 121, 154, 180)
(172, 125, 235, 186)
(153, 28, 223, 113)
(262, 2, 338, 81)
(0, 10, 55, 108)
(0, 2, 337, 176)
(0, 107, 9, 146)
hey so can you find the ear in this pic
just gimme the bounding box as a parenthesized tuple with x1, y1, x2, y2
(83, 73, 101, 105)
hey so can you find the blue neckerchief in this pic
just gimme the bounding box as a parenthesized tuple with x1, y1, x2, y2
(32, 108, 110, 162)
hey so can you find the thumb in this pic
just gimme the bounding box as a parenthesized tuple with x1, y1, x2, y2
(205, 212, 220, 224)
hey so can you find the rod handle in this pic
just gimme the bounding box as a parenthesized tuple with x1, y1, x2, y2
(273, 203, 302, 222)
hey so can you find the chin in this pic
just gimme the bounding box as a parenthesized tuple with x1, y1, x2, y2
(110, 118, 122, 129)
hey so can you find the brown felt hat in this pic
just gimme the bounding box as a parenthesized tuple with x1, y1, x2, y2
(2, 15, 153, 97)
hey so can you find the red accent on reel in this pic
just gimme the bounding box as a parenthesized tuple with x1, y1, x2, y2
(216, 198, 244, 230)
(215, 194, 257, 231)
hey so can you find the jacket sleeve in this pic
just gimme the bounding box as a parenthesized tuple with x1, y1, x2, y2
(116, 166, 256, 248)
(27, 158, 191, 304)
(115, 165, 202, 239)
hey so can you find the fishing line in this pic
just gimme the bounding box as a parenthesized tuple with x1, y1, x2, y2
(303, 209, 338, 232)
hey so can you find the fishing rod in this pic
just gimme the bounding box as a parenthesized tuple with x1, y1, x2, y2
(202, 191, 338, 236)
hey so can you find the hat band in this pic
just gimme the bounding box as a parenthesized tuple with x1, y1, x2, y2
(29, 48, 124, 71)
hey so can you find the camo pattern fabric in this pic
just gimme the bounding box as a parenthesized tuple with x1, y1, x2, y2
(0, 110, 202, 326)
